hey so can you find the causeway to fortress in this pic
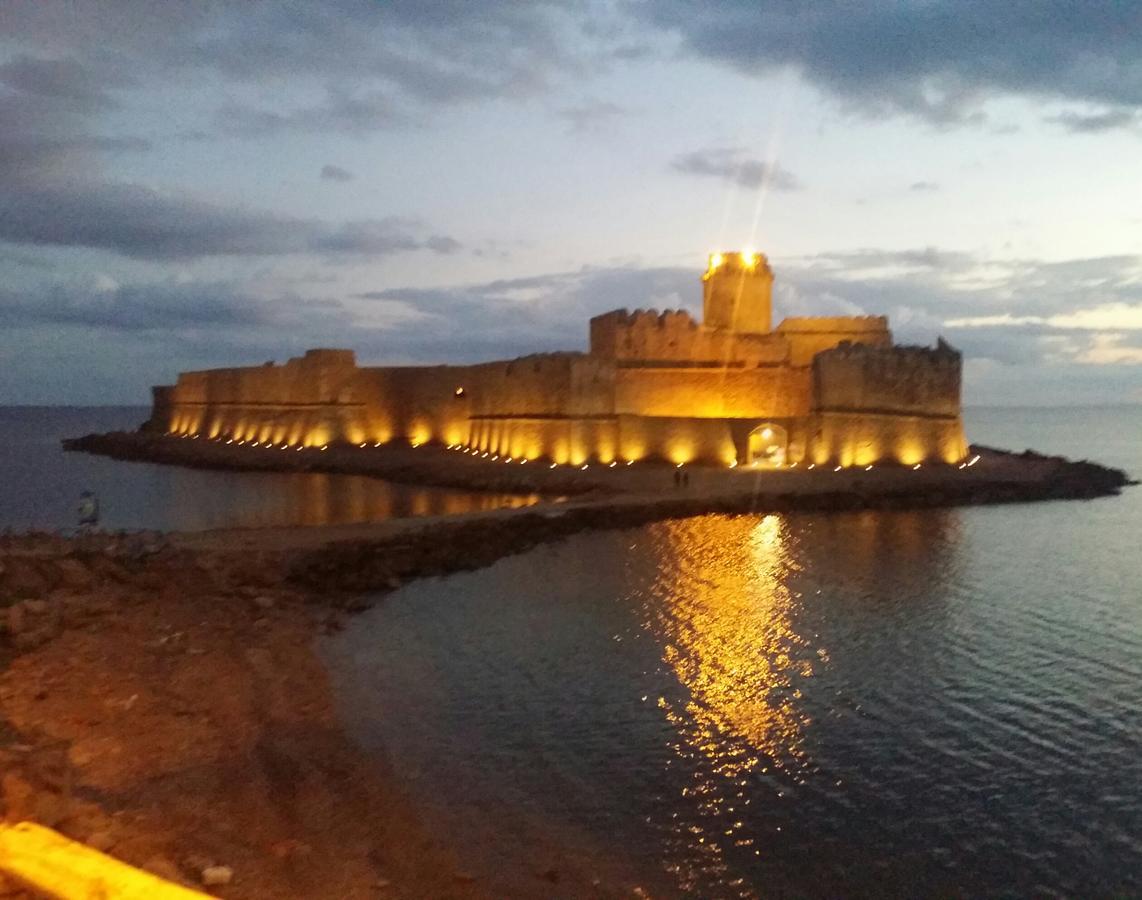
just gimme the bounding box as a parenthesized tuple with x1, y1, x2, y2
(148, 251, 968, 470)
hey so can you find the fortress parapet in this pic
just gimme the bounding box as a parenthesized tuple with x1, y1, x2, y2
(776, 316, 892, 366)
(590, 307, 788, 366)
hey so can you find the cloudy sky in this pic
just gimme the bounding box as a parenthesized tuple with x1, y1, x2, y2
(2, 1, 1140, 405)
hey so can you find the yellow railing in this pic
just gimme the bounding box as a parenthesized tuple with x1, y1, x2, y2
(0, 822, 215, 899)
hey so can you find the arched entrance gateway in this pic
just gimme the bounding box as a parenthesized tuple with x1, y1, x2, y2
(747, 423, 787, 467)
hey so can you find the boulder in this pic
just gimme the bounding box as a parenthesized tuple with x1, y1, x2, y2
(54, 558, 93, 591)
(201, 865, 233, 887)
(1, 559, 51, 599)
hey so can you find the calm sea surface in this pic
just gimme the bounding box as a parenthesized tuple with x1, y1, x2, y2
(325, 407, 1142, 898)
(0, 406, 536, 531)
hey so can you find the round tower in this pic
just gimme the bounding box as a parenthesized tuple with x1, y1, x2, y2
(701, 250, 774, 334)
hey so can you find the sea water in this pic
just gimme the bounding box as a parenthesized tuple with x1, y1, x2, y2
(325, 407, 1142, 897)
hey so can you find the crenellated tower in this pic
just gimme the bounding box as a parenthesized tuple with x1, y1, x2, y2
(701, 250, 774, 334)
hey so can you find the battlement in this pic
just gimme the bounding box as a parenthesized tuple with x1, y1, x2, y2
(589, 309, 699, 359)
(819, 337, 960, 366)
(590, 307, 699, 329)
(590, 307, 788, 366)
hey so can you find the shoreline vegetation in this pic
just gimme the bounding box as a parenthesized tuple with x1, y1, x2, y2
(0, 433, 1132, 897)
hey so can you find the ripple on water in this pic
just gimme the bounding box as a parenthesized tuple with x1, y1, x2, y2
(326, 505, 1142, 898)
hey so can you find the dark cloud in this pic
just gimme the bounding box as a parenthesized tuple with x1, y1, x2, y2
(320, 164, 355, 182)
(9, 2, 1142, 136)
(0, 47, 456, 265)
(0, 182, 462, 261)
(0, 54, 131, 109)
(909, 181, 940, 192)
(557, 100, 628, 133)
(634, 2, 1142, 126)
(0, 136, 150, 185)
(0, 281, 270, 331)
(0, 2, 602, 137)
(215, 90, 405, 137)
(359, 265, 697, 361)
(671, 147, 802, 190)
(0, 276, 361, 341)
(1046, 108, 1140, 133)
(0, 51, 149, 185)
(311, 219, 461, 257)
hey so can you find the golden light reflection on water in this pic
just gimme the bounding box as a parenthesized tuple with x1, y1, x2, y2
(644, 514, 820, 894)
(162, 471, 539, 530)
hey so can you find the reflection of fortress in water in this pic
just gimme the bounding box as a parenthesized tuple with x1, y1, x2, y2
(150, 252, 967, 468)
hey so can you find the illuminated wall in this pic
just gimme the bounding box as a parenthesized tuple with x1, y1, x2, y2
(463, 354, 618, 463)
(590, 309, 789, 366)
(613, 366, 812, 419)
(158, 348, 364, 446)
(775, 316, 892, 367)
(812, 339, 962, 419)
(468, 416, 620, 464)
(353, 364, 478, 447)
(805, 340, 967, 465)
(805, 412, 967, 466)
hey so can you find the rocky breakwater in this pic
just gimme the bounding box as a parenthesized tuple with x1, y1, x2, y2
(287, 446, 1133, 597)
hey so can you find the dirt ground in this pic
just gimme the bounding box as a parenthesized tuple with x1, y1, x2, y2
(0, 538, 495, 899)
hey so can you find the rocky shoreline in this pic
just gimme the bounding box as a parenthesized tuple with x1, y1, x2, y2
(0, 436, 1132, 897)
(0, 532, 505, 899)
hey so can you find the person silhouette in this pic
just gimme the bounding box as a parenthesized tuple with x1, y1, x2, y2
(77, 491, 100, 529)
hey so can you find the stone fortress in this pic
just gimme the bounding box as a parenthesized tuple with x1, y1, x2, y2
(149, 252, 967, 469)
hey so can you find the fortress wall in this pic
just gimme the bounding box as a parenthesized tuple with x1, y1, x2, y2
(323, 354, 614, 449)
(806, 412, 967, 466)
(462, 354, 618, 463)
(776, 316, 892, 366)
(468, 416, 620, 464)
(159, 350, 619, 451)
(352, 365, 478, 447)
(617, 415, 736, 465)
(613, 366, 813, 419)
(589, 309, 789, 365)
(806, 341, 966, 465)
(466, 354, 615, 418)
(812, 341, 962, 418)
(164, 349, 363, 446)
